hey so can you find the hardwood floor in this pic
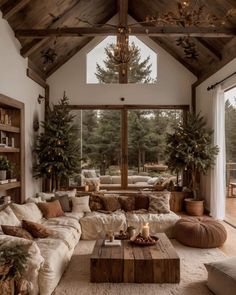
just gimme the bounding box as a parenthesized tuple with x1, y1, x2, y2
(225, 197, 236, 227)
(220, 221, 236, 256)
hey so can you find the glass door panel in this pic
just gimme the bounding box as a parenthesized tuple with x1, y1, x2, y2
(69, 109, 122, 188)
(127, 109, 183, 188)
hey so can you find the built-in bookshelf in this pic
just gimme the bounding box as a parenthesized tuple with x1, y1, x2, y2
(0, 94, 25, 204)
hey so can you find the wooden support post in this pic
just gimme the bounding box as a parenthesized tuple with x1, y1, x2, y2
(121, 109, 128, 188)
(118, 0, 128, 84)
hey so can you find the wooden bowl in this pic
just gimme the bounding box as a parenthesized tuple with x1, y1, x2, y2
(131, 235, 159, 246)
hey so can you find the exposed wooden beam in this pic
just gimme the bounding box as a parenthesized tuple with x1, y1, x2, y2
(28, 60, 46, 80)
(45, 84, 50, 119)
(27, 68, 47, 89)
(193, 38, 236, 88)
(118, 0, 128, 84)
(20, 1, 84, 58)
(15, 27, 236, 38)
(1, 0, 30, 20)
(46, 37, 93, 78)
(195, 38, 222, 60)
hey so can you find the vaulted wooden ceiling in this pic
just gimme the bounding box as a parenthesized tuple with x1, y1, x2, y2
(1, 0, 236, 87)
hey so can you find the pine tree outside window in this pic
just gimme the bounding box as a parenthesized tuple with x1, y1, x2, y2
(87, 36, 157, 84)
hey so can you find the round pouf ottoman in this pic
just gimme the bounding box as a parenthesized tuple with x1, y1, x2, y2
(174, 217, 227, 248)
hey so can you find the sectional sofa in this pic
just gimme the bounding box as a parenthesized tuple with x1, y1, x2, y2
(0, 190, 180, 294)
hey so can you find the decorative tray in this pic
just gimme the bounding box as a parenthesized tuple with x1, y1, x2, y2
(131, 234, 159, 246)
(115, 233, 129, 240)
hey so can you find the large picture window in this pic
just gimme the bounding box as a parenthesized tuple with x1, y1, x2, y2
(69, 106, 187, 189)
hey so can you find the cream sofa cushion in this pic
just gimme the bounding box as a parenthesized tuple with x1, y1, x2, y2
(0, 206, 20, 226)
(126, 211, 180, 238)
(11, 203, 43, 222)
(132, 176, 150, 183)
(71, 196, 91, 213)
(100, 175, 112, 184)
(205, 257, 236, 295)
(80, 211, 127, 240)
(111, 176, 121, 184)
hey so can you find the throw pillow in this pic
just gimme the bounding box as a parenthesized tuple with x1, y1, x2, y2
(1, 225, 33, 240)
(11, 203, 43, 222)
(55, 188, 77, 198)
(134, 195, 149, 210)
(0, 206, 21, 226)
(38, 200, 64, 218)
(148, 192, 170, 213)
(71, 196, 91, 213)
(51, 195, 71, 212)
(101, 194, 121, 212)
(89, 193, 104, 211)
(119, 196, 135, 211)
(22, 220, 53, 238)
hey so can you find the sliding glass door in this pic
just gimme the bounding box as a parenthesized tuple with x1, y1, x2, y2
(70, 109, 122, 188)
(127, 109, 184, 188)
(225, 87, 236, 225)
(69, 106, 187, 189)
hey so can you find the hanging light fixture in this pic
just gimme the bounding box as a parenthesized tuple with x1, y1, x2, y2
(145, 0, 234, 61)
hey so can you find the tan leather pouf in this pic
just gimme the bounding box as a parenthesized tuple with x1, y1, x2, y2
(174, 217, 227, 248)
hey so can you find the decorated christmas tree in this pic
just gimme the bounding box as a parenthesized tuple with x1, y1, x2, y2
(34, 93, 81, 191)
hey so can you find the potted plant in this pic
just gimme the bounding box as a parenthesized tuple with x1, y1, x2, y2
(0, 156, 11, 181)
(165, 112, 219, 216)
(0, 245, 31, 294)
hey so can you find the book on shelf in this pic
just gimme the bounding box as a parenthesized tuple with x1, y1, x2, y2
(0, 180, 9, 185)
(104, 239, 121, 247)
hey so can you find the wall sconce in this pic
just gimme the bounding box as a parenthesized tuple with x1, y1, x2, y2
(38, 94, 45, 104)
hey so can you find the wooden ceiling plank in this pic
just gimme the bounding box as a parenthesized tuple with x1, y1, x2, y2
(45, 37, 93, 78)
(15, 27, 236, 38)
(194, 38, 236, 87)
(195, 38, 222, 60)
(1, 0, 31, 20)
(20, 0, 84, 58)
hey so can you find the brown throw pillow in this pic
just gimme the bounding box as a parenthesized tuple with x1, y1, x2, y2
(148, 192, 170, 214)
(50, 195, 71, 212)
(101, 195, 121, 212)
(119, 196, 135, 211)
(135, 195, 149, 210)
(22, 220, 53, 238)
(89, 194, 104, 211)
(1, 225, 33, 240)
(38, 200, 64, 218)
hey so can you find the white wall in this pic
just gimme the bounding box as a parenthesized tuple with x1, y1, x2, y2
(48, 35, 197, 106)
(0, 12, 45, 198)
(196, 58, 236, 210)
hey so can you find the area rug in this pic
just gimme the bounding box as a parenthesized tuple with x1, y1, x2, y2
(54, 240, 226, 295)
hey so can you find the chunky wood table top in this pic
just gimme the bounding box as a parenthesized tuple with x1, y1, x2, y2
(90, 233, 180, 283)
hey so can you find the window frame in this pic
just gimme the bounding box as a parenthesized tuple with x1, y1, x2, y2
(69, 104, 189, 190)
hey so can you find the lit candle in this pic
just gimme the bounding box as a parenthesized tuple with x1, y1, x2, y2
(142, 223, 149, 239)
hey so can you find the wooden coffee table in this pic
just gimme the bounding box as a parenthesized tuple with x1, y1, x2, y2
(90, 233, 180, 283)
